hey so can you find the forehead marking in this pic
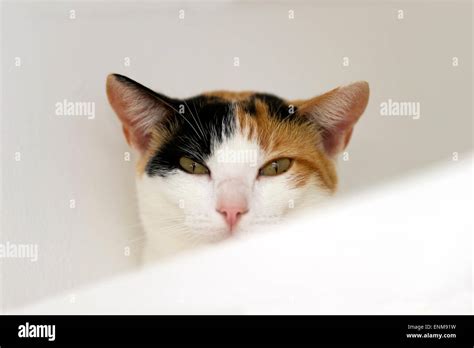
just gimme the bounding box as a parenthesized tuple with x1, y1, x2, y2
(236, 98, 337, 191)
(145, 95, 235, 177)
(139, 92, 337, 192)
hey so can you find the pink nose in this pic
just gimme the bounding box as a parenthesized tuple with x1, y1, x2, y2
(217, 205, 248, 230)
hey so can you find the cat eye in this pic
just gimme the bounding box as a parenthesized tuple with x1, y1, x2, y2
(259, 158, 293, 176)
(179, 156, 210, 175)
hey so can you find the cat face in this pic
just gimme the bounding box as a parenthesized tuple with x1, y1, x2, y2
(106, 74, 369, 245)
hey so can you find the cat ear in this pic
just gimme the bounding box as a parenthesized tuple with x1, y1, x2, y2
(106, 74, 175, 152)
(296, 81, 369, 157)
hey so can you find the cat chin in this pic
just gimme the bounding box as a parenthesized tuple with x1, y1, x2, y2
(140, 224, 231, 264)
(137, 177, 331, 264)
(140, 214, 287, 264)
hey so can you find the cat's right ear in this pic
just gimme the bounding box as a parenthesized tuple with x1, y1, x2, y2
(295, 81, 369, 157)
(106, 74, 175, 153)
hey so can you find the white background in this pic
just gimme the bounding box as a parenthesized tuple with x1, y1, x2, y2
(1, 0, 472, 310)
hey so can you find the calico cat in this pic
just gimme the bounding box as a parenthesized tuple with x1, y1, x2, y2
(106, 74, 369, 262)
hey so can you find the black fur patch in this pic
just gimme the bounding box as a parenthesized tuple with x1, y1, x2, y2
(235, 93, 297, 120)
(239, 98, 257, 115)
(144, 92, 298, 177)
(146, 95, 235, 177)
(253, 93, 297, 120)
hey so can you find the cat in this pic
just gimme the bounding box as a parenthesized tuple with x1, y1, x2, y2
(106, 74, 369, 263)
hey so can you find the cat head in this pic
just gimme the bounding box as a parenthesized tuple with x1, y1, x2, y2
(106, 74, 369, 244)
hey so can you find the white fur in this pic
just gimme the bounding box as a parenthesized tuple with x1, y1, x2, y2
(137, 130, 330, 263)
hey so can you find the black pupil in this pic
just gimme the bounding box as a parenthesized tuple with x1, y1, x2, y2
(271, 161, 278, 173)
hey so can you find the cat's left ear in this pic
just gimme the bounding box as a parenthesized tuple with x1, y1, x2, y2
(296, 81, 369, 157)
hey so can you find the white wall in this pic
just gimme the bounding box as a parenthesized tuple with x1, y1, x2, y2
(1, 0, 472, 309)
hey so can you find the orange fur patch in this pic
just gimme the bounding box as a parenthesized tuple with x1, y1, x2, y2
(135, 92, 338, 192)
(236, 98, 337, 192)
(203, 90, 255, 101)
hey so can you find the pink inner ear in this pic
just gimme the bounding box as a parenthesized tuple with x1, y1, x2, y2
(323, 103, 361, 156)
(307, 81, 369, 157)
(343, 128, 354, 149)
(322, 127, 354, 157)
(119, 107, 152, 152)
(106, 74, 159, 153)
(122, 125, 150, 152)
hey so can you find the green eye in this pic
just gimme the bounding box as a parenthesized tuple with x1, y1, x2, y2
(259, 158, 293, 176)
(179, 156, 209, 175)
